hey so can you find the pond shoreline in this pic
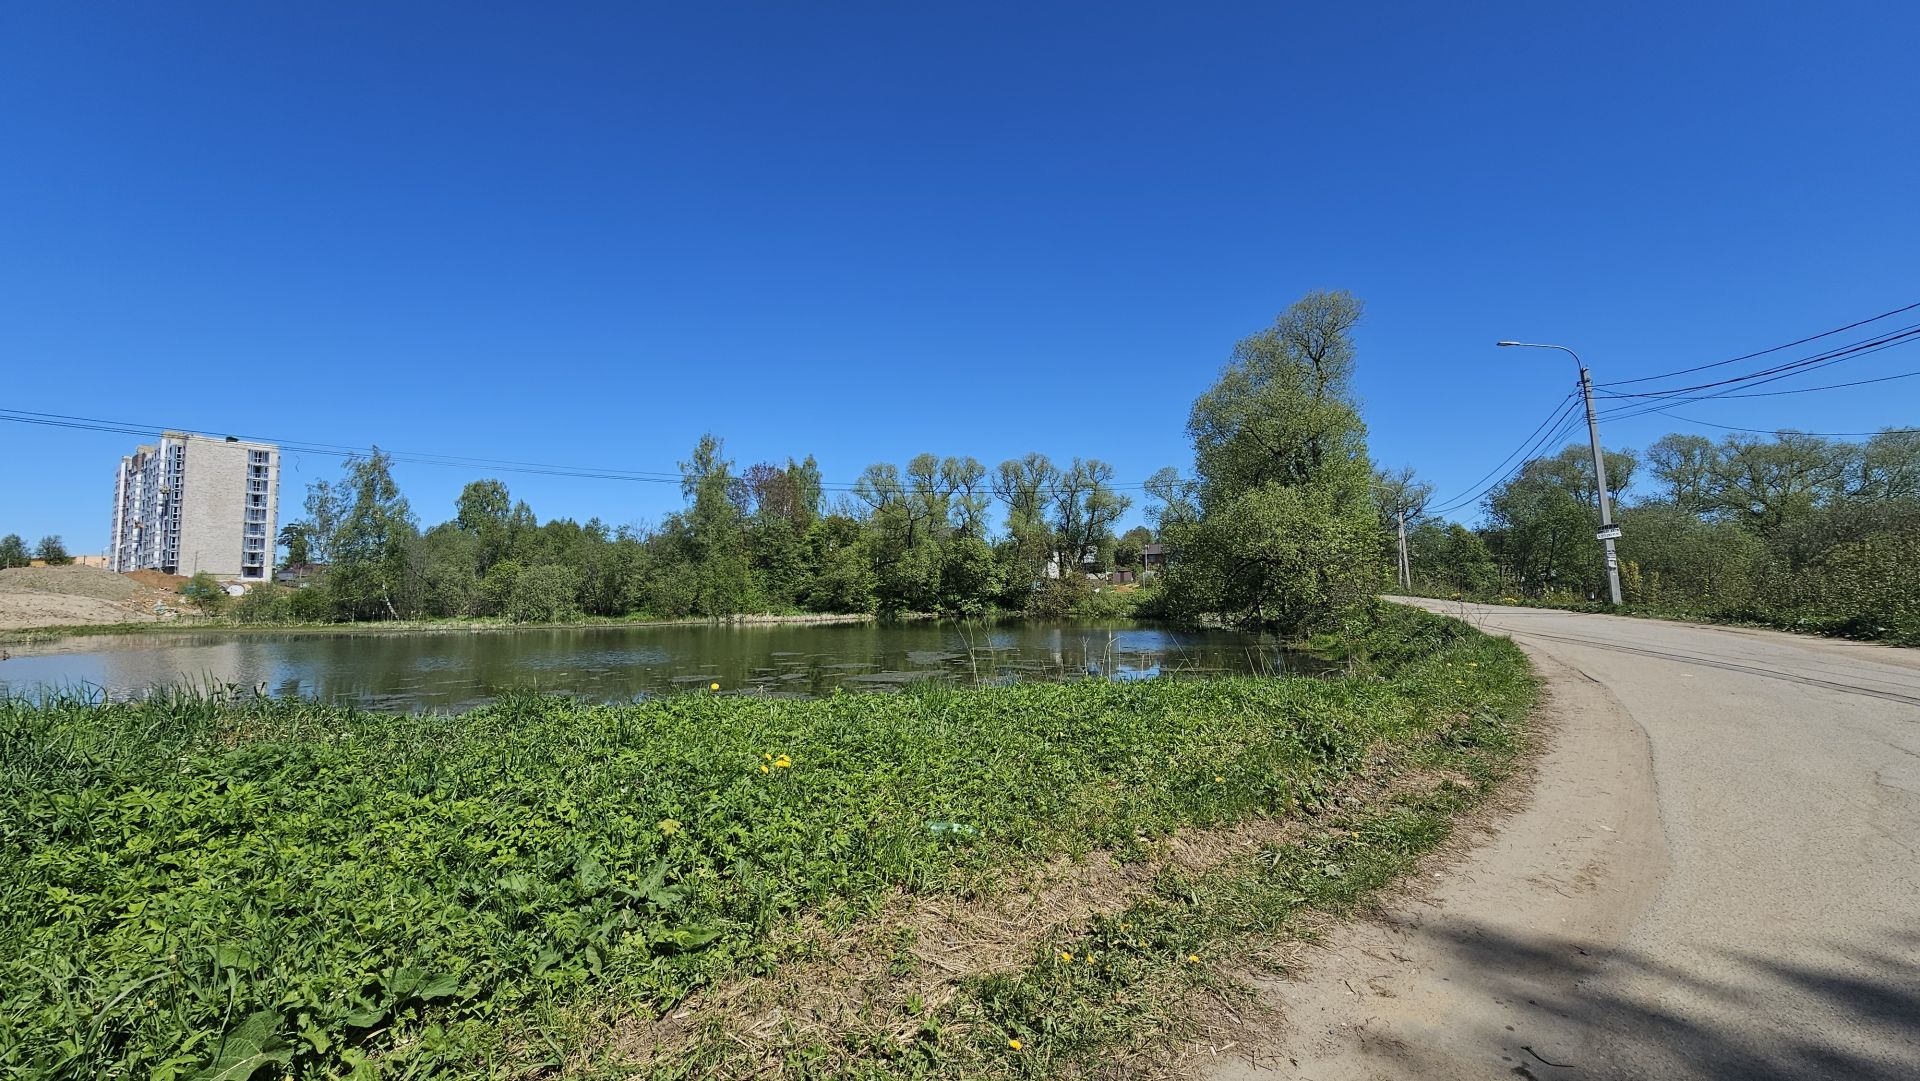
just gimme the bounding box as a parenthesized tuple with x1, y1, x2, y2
(0, 614, 1300, 710)
(1, 609, 906, 648)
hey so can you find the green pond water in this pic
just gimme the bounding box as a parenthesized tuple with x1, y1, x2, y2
(0, 619, 1320, 711)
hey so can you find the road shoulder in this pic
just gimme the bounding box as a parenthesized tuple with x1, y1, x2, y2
(1207, 645, 1668, 1080)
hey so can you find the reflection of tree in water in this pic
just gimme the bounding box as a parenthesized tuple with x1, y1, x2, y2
(18, 621, 1313, 710)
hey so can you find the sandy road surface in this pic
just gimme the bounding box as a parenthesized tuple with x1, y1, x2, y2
(1209, 600, 1920, 1081)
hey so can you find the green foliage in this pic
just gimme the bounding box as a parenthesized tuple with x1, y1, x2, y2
(0, 535, 27, 569)
(0, 607, 1526, 1078)
(506, 564, 580, 623)
(1158, 291, 1380, 632)
(321, 450, 419, 621)
(178, 573, 228, 615)
(230, 584, 297, 625)
(33, 536, 71, 565)
(1431, 427, 1919, 644)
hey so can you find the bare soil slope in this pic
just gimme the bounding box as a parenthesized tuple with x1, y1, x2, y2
(0, 565, 186, 631)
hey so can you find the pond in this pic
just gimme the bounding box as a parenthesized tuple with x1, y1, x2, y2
(0, 618, 1323, 712)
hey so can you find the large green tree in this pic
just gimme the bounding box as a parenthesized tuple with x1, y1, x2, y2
(1159, 291, 1381, 631)
(324, 450, 419, 620)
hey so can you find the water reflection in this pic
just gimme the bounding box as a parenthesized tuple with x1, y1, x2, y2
(1, 619, 1319, 712)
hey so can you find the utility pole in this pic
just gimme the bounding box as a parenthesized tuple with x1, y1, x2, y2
(1497, 341, 1624, 606)
(1396, 509, 1411, 589)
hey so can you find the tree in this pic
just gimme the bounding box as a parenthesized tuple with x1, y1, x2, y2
(1709, 432, 1847, 538)
(1160, 291, 1380, 631)
(943, 456, 991, 538)
(179, 572, 228, 615)
(278, 523, 314, 567)
(1049, 458, 1130, 573)
(507, 564, 580, 623)
(1407, 521, 1498, 596)
(34, 536, 71, 565)
(325, 449, 419, 620)
(1186, 290, 1371, 507)
(455, 479, 515, 574)
(0, 534, 27, 569)
(1646, 434, 1719, 514)
(674, 434, 755, 615)
(1115, 526, 1154, 571)
(1143, 467, 1198, 532)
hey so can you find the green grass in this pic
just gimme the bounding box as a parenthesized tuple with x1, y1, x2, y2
(0, 605, 1533, 1079)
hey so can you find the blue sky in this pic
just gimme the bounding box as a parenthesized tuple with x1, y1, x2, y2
(3, 2, 1916, 552)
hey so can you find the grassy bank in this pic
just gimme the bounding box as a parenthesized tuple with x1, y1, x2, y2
(0, 605, 1534, 1079)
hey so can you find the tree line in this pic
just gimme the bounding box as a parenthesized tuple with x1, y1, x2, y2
(0, 534, 70, 569)
(218, 291, 1392, 635)
(236, 439, 1159, 624)
(1401, 428, 1920, 642)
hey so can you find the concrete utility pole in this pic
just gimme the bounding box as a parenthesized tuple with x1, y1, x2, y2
(1497, 341, 1624, 606)
(1396, 509, 1411, 589)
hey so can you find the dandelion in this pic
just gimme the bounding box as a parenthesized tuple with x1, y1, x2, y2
(1008, 1038, 1022, 1050)
(763, 753, 772, 761)
(710, 682, 720, 691)
(773, 754, 792, 769)
(1214, 775, 1223, 783)
(758, 765, 769, 774)
(1059, 950, 1073, 962)
(1187, 954, 1199, 963)
(658, 818, 681, 836)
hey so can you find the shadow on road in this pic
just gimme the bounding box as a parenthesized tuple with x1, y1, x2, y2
(1411, 918, 1920, 1080)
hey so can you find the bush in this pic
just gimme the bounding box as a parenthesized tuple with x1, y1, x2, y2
(231, 584, 295, 624)
(177, 573, 228, 615)
(506, 564, 580, 623)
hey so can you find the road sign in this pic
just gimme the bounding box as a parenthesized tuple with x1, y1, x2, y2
(1596, 525, 1623, 541)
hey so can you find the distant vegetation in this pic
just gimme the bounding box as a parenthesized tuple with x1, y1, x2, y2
(246, 291, 1390, 638)
(0, 534, 67, 568)
(1401, 429, 1920, 644)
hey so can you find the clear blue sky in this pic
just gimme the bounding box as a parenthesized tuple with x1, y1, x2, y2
(4, 3, 1916, 552)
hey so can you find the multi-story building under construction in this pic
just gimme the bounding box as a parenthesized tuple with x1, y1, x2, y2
(108, 432, 279, 582)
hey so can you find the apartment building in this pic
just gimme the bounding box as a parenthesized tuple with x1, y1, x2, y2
(109, 432, 279, 582)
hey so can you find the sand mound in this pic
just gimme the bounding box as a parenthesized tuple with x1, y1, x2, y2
(0, 566, 188, 631)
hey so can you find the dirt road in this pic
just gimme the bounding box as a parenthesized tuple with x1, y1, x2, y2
(1209, 600, 1920, 1081)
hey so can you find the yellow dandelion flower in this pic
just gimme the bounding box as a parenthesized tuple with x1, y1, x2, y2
(773, 754, 792, 769)
(1187, 954, 1199, 963)
(1059, 951, 1073, 962)
(763, 752, 772, 760)
(710, 682, 720, 691)
(758, 765, 769, 774)
(1214, 775, 1224, 783)
(1008, 1038, 1022, 1050)
(657, 818, 681, 836)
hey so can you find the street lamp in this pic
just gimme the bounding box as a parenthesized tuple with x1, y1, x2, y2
(1496, 341, 1624, 606)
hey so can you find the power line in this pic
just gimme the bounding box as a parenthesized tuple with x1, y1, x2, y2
(1422, 392, 1579, 511)
(1426, 395, 1589, 517)
(0, 407, 1184, 492)
(1608, 406, 1920, 439)
(1600, 366, 1920, 401)
(1592, 323, 1920, 400)
(1597, 299, 1920, 388)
